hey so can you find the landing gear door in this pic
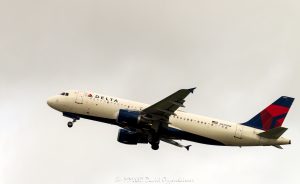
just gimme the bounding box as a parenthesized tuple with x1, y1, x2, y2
(75, 92, 84, 104)
(234, 125, 243, 139)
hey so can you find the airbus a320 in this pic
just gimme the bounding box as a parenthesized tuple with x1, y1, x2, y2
(47, 88, 294, 150)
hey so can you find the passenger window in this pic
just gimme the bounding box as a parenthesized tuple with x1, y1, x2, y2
(65, 93, 69, 96)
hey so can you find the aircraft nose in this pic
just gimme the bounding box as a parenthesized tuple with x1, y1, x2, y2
(47, 96, 58, 109)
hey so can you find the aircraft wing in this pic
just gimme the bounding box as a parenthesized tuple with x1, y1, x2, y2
(141, 88, 196, 123)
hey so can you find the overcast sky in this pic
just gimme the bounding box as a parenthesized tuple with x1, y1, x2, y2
(1, 0, 300, 184)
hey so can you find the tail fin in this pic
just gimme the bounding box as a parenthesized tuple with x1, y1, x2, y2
(242, 96, 294, 131)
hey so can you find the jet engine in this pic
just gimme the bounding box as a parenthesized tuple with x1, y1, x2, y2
(117, 109, 141, 127)
(117, 129, 148, 145)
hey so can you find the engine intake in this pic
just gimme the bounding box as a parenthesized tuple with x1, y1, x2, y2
(117, 109, 141, 126)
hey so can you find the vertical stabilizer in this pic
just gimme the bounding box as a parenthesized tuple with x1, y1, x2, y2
(242, 96, 294, 131)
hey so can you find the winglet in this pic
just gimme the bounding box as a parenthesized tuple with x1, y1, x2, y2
(257, 127, 288, 139)
(185, 145, 192, 151)
(188, 87, 196, 94)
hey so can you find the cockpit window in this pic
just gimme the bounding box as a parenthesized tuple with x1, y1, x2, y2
(60, 92, 69, 96)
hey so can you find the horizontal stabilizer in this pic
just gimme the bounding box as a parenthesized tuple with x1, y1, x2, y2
(258, 127, 288, 139)
(273, 145, 283, 149)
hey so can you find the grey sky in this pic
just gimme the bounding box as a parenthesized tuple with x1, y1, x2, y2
(1, 0, 300, 184)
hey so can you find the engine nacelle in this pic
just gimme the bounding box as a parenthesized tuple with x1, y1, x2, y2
(117, 109, 141, 127)
(117, 129, 148, 145)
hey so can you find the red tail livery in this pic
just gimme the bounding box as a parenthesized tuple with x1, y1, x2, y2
(242, 96, 294, 131)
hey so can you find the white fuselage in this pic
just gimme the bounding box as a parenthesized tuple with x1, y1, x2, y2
(47, 90, 290, 147)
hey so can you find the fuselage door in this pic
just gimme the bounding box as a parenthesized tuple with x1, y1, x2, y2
(234, 125, 243, 139)
(75, 92, 84, 104)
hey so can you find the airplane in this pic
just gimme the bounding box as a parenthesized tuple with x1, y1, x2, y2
(47, 88, 294, 150)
